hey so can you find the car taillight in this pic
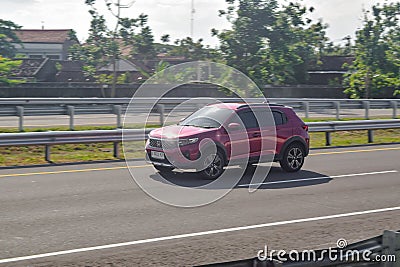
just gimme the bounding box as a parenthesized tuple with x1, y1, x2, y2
(302, 125, 309, 131)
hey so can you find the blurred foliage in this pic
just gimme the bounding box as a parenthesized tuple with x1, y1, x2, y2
(323, 36, 354, 56)
(212, 0, 328, 86)
(0, 19, 24, 85)
(119, 14, 156, 59)
(139, 60, 170, 80)
(0, 1, 396, 100)
(0, 56, 23, 85)
(69, 1, 156, 86)
(343, 2, 400, 98)
(95, 72, 130, 84)
(0, 19, 21, 58)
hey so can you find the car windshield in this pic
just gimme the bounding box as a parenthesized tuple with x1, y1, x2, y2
(179, 106, 234, 129)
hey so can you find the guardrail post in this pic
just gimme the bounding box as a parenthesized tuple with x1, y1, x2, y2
(363, 101, 370, 119)
(368, 130, 374, 143)
(67, 106, 75, 130)
(157, 104, 165, 126)
(16, 106, 24, 132)
(45, 145, 51, 162)
(113, 142, 120, 158)
(325, 132, 331, 146)
(113, 105, 122, 128)
(334, 101, 340, 120)
(391, 101, 397, 119)
(303, 101, 310, 119)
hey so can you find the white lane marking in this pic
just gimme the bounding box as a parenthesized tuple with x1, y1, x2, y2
(237, 170, 398, 187)
(1, 206, 400, 264)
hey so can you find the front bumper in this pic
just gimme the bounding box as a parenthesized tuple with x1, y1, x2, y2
(145, 152, 175, 168)
(145, 145, 201, 170)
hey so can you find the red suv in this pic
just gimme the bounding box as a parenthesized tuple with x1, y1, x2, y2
(145, 103, 310, 179)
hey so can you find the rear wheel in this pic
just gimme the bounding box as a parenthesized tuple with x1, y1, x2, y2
(200, 150, 225, 180)
(279, 143, 305, 172)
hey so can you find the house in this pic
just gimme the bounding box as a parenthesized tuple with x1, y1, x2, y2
(11, 58, 57, 82)
(307, 56, 354, 85)
(13, 29, 78, 60)
(55, 60, 86, 82)
(97, 58, 147, 83)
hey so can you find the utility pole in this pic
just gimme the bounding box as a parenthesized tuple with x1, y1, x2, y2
(190, 0, 195, 38)
(111, 0, 121, 98)
(110, 0, 135, 98)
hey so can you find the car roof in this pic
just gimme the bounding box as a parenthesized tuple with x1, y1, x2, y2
(209, 102, 286, 110)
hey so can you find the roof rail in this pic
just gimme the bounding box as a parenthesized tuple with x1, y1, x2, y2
(237, 103, 285, 109)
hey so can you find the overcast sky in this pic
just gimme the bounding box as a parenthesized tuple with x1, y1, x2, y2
(0, 0, 397, 47)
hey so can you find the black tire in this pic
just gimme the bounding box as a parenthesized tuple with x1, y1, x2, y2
(279, 143, 305, 172)
(154, 165, 174, 174)
(200, 150, 225, 180)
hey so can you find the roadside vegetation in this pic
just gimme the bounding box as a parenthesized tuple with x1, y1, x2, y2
(3, 1, 399, 97)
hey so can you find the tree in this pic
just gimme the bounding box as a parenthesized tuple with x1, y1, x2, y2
(344, 2, 400, 98)
(0, 19, 23, 84)
(120, 14, 156, 60)
(161, 34, 170, 44)
(322, 36, 354, 56)
(168, 37, 211, 60)
(0, 56, 22, 84)
(70, 0, 156, 96)
(0, 19, 21, 58)
(70, 1, 122, 86)
(212, 0, 328, 86)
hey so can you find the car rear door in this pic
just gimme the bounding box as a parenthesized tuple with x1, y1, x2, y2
(272, 109, 291, 155)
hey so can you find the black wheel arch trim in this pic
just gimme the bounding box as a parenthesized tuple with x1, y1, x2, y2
(200, 141, 228, 166)
(275, 136, 309, 161)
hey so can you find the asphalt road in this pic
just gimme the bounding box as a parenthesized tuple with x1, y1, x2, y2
(0, 144, 399, 266)
(0, 109, 395, 128)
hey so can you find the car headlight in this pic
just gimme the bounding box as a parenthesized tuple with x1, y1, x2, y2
(178, 137, 199, 147)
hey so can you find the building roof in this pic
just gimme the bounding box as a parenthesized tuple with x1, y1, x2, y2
(15, 29, 72, 43)
(98, 58, 140, 72)
(11, 58, 48, 78)
(309, 56, 354, 71)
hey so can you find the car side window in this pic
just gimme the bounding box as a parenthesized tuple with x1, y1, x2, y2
(273, 111, 287, 125)
(237, 111, 259, 129)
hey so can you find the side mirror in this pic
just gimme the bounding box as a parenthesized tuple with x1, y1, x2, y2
(179, 118, 185, 123)
(228, 122, 241, 130)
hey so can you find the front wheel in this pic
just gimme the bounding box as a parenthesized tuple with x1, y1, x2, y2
(279, 143, 305, 172)
(200, 151, 225, 180)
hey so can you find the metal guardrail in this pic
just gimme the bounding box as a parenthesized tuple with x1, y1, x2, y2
(0, 98, 399, 131)
(196, 230, 400, 267)
(0, 120, 399, 162)
(307, 119, 400, 146)
(0, 129, 150, 162)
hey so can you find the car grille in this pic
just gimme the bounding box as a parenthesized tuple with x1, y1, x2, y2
(149, 138, 177, 150)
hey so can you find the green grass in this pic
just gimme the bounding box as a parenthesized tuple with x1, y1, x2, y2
(0, 142, 146, 166)
(309, 129, 400, 147)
